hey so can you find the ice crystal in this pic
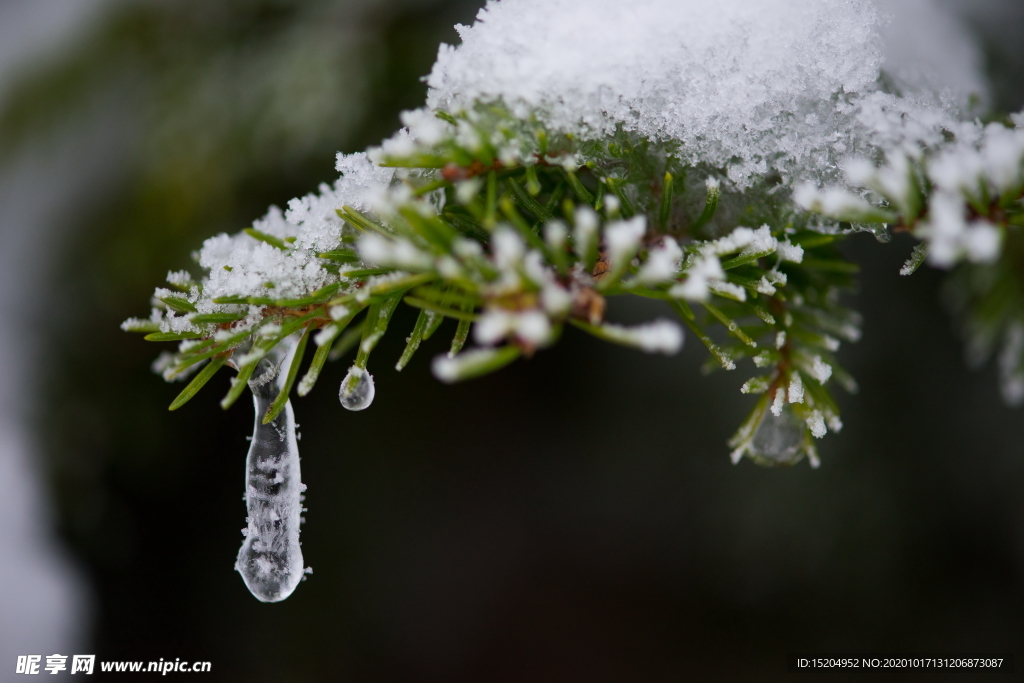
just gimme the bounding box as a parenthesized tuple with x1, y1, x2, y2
(235, 335, 307, 603)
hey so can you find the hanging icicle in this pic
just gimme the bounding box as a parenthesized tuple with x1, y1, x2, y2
(233, 333, 309, 602)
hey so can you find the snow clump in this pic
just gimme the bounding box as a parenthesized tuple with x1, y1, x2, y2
(427, 0, 972, 187)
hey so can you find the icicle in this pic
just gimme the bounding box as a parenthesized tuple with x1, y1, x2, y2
(234, 334, 307, 603)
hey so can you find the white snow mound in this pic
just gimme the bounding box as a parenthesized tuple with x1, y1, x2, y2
(427, 0, 968, 186)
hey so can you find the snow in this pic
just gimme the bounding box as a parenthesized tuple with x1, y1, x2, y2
(702, 225, 776, 258)
(359, 234, 433, 270)
(669, 254, 724, 301)
(604, 216, 647, 272)
(806, 410, 828, 438)
(771, 388, 786, 417)
(428, 0, 883, 186)
(573, 206, 599, 262)
(668, 225, 770, 302)
(598, 320, 684, 354)
(491, 229, 526, 271)
(740, 376, 770, 394)
(474, 309, 554, 347)
(775, 239, 804, 264)
(708, 280, 747, 302)
(399, 108, 448, 146)
(793, 184, 885, 221)
(195, 152, 393, 304)
(636, 237, 683, 285)
(809, 355, 834, 384)
(543, 221, 568, 255)
(788, 373, 805, 404)
(541, 282, 572, 316)
(427, 0, 978, 187)
(432, 347, 512, 383)
(928, 121, 1024, 198)
(918, 192, 1003, 268)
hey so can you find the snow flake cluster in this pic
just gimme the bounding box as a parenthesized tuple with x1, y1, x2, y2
(427, 0, 980, 187)
(798, 115, 1024, 271)
(203, 153, 393, 300)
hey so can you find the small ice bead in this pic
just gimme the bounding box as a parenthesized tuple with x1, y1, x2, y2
(749, 409, 805, 465)
(339, 366, 375, 411)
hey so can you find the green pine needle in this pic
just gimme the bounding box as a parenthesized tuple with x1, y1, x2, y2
(244, 228, 290, 250)
(169, 356, 227, 411)
(396, 309, 431, 371)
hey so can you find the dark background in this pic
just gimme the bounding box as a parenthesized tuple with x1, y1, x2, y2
(2, 0, 1023, 680)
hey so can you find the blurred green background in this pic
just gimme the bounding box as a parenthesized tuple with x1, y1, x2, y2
(1, 0, 1023, 680)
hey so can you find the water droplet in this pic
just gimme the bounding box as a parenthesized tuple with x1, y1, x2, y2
(339, 366, 375, 411)
(235, 334, 306, 603)
(748, 407, 806, 465)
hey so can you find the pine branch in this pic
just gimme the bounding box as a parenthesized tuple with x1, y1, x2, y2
(126, 101, 1024, 468)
